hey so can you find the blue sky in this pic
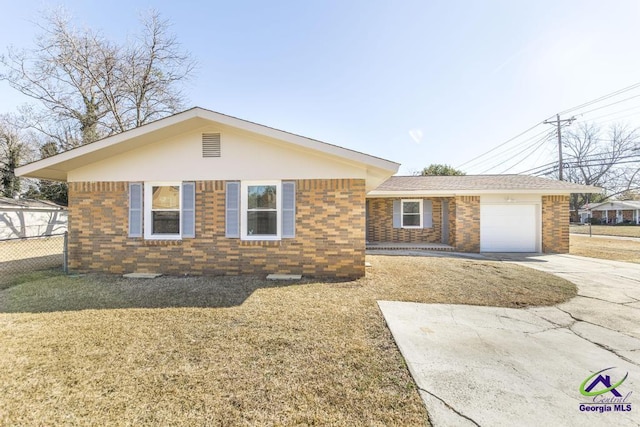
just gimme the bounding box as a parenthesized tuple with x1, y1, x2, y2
(1, 1, 640, 175)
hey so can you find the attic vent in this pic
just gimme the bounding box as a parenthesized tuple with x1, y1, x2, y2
(202, 133, 221, 157)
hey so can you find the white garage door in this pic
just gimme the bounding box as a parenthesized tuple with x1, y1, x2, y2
(480, 204, 538, 252)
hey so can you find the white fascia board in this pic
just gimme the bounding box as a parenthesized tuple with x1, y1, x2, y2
(366, 188, 603, 198)
(17, 107, 400, 181)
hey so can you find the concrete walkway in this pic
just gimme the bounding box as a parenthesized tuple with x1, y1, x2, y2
(378, 254, 640, 426)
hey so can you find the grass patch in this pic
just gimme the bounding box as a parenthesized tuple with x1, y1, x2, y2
(570, 235, 640, 264)
(0, 268, 65, 291)
(0, 255, 575, 425)
(570, 224, 640, 238)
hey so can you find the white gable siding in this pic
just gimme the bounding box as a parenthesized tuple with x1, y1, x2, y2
(68, 127, 368, 183)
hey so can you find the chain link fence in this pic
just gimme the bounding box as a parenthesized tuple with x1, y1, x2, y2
(0, 233, 67, 287)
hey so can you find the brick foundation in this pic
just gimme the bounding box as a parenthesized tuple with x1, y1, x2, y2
(68, 179, 366, 279)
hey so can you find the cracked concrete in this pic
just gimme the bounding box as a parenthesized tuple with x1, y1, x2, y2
(378, 254, 640, 426)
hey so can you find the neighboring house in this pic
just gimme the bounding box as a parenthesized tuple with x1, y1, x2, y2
(367, 175, 600, 253)
(16, 107, 601, 278)
(576, 202, 601, 224)
(0, 197, 67, 240)
(579, 200, 640, 224)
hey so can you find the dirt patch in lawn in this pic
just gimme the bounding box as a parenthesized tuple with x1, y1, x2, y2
(570, 234, 640, 264)
(0, 255, 575, 426)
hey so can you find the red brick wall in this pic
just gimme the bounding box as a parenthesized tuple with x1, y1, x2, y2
(68, 179, 366, 279)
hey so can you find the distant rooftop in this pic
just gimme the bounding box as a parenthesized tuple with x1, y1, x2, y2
(587, 200, 640, 210)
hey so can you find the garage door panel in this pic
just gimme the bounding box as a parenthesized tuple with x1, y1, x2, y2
(480, 204, 537, 252)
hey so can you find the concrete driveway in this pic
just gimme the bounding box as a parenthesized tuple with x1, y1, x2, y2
(378, 254, 640, 426)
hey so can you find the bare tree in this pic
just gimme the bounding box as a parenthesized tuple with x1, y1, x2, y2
(0, 9, 196, 149)
(110, 11, 194, 132)
(0, 115, 36, 197)
(561, 122, 640, 217)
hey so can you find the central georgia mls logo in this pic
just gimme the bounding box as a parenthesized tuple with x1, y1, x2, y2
(579, 367, 633, 413)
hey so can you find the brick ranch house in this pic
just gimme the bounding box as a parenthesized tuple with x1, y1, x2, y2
(578, 200, 640, 224)
(17, 107, 600, 279)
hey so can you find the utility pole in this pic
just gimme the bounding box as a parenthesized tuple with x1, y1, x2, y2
(543, 114, 575, 181)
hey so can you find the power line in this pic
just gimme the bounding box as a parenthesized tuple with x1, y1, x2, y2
(457, 81, 640, 175)
(466, 128, 553, 173)
(534, 159, 640, 179)
(584, 111, 640, 127)
(477, 131, 554, 174)
(577, 94, 640, 117)
(498, 134, 554, 174)
(557, 80, 640, 116)
(578, 104, 640, 122)
(530, 157, 640, 178)
(517, 152, 640, 176)
(456, 123, 545, 169)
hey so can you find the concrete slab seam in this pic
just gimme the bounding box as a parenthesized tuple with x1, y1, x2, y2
(554, 307, 640, 367)
(417, 385, 481, 427)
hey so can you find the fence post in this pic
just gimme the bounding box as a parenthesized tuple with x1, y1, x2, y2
(63, 231, 69, 274)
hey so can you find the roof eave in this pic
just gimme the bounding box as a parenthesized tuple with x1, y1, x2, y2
(16, 107, 400, 181)
(367, 187, 603, 197)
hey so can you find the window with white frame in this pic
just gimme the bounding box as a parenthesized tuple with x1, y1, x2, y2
(241, 181, 281, 240)
(145, 182, 181, 239)
(401, 199, 422, 228)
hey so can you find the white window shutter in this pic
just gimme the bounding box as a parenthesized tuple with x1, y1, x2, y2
(393, 200, 401, 228)
(282, 181, 296, 238)
(129, 183, 143, 237)
(182, 182, 196, 238)
(423, 200, 433, 228)
(226, 182, 240, 238)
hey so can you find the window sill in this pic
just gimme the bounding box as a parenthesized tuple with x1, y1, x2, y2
(144, 235, 182, 241)
(241, 236, 281, 241)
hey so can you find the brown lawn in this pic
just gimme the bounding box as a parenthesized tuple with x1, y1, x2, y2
(0, 255, 575, 426)
(570, 234, 640, 264)
(570, 224, 640, 238)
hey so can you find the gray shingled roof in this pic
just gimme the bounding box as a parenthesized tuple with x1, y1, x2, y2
(373, 175, 601, 193)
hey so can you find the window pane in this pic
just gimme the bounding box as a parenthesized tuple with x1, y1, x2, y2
(247, 211, 277, 235)
(403, 214, 420, 227)
(152, 186, 180, 209)
(403, 201, 420, 214)
(153, 211, 180, 234)
(248, 186, 277, 209)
